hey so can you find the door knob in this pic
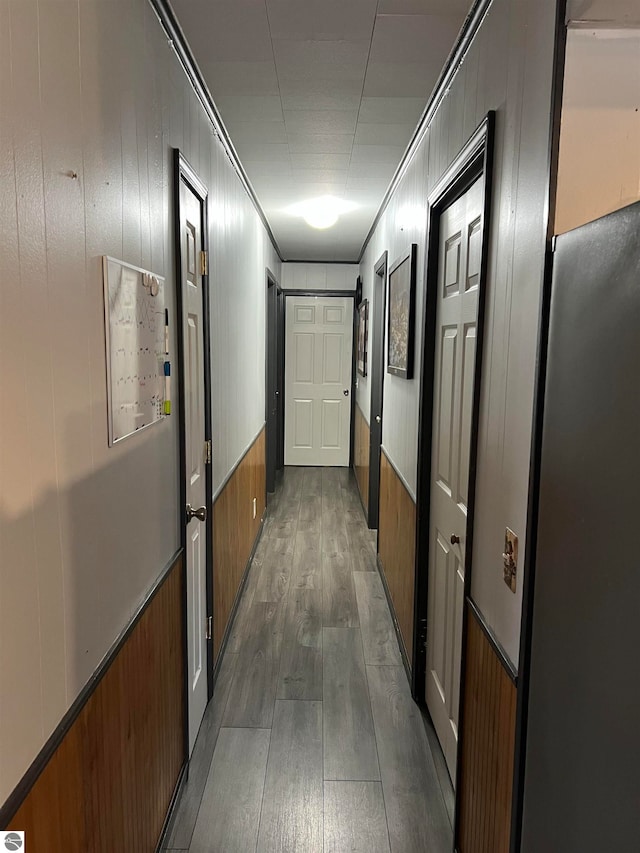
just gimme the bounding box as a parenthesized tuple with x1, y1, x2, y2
(376, 415, 381, 424)
(186, 504, 207, 523)
(450, 534, 460, 545)
(343, 389, 350, 396)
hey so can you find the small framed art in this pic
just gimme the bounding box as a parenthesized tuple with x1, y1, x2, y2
(387, 243, 417, 379)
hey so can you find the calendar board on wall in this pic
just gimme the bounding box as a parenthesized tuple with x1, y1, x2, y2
(103, 256, 167, 445)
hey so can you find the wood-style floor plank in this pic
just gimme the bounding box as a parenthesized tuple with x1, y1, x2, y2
(277, 588, 323, 700)
(354, 572, 403, 666)
(163, 466, 453, 853)
(189, 727, 270, 853)
(341, 478, 365, 512)
(256, 700, 323, 853)
(322, 552, 359, 627)
(324, 781, 391, 853)
(222, 601, 284, 728)
(298, 495, 322, 533)
(367, 665, 452, 853)
(291, 531, 322, 590)
(347, 529, 378, 572)
(226, 556, 261, 654)
(164, 652, 238, 850)
(323, 627, 380, 781)
(301, 467, 323, 497)
(280, 466, 304, 500)
(252, 551, 292, 604)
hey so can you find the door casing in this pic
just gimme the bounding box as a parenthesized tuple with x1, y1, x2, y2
(367, 252, 388, 531)
(173, 150, 214, 761)
(266, 270, 281, 493)
(412, 113, 495, 765)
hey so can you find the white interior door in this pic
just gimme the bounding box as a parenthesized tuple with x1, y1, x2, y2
(425, 177, 483, 784)
(180, 179, 208, 755)
(285, 295, 353, 466)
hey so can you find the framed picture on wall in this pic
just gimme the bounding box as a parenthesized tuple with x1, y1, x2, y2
(387, 243, 417, 379)
(357, 298, 368, 377)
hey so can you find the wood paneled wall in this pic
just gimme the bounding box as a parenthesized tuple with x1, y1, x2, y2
(354, 404, 370, 515)
(7, 555, 184, 851)
(378, 451, 416, 665)
(456, 603, 517, 853)
(213, 428, 266, 658)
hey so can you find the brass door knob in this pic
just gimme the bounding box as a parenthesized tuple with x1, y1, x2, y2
(186, 504, 207, 523)
(450, 534, 460, 545)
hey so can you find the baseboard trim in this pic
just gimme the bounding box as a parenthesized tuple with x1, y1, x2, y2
(376, 553, 413, 687)
(155, 760, 188, 853)
(354, 466, 369, 520)
(0, 547, 184, 828)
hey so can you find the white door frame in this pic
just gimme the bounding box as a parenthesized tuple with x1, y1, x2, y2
(174, 150, 213, 757)
(413, 114, 495, 777)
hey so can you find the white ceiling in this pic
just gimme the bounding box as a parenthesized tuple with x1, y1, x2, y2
(170, 0, 472, 261)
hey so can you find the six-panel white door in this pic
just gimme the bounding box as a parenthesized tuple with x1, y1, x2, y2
(180, 180, 208, 755)
(425, 177, 483, 784)
(284, 295, 353, 467)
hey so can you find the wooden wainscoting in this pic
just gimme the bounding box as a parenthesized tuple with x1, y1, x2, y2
(456, 602, 517, 853)
(7, 555, 184, 851)
(213, 428, 266, 659)
(354, 403, 370, 515)
(378, 450, 416, 665)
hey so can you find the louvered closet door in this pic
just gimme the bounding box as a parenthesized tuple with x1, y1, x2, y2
(284, 295, 353, 467)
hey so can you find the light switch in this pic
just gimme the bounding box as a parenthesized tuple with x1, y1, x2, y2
(503, 528, 518, 593)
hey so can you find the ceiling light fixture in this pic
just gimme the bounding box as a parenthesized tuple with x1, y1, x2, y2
(286, 196, 358, 230)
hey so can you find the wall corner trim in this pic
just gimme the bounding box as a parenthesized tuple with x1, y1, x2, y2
(213, 423, 267, 503)
(380, 444, 417, 503)
(357, 0, 494, 262)
(147, 0, 283, 261)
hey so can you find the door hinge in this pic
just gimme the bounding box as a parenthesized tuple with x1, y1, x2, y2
(205, 439, 212, 465)
(200, 250, 208, 276)
(206, 615, 213, 641)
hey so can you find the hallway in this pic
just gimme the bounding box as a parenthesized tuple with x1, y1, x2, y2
(164, 467, 453, 853)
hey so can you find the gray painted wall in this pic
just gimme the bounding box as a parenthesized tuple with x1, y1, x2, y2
(357, 0, 559, 665)
(0, 0, 279, 805)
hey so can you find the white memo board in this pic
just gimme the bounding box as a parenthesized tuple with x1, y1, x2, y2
(103, 256, 167, 445)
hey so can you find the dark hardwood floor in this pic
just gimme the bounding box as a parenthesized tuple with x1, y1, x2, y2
(163, 467, 453, 853)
